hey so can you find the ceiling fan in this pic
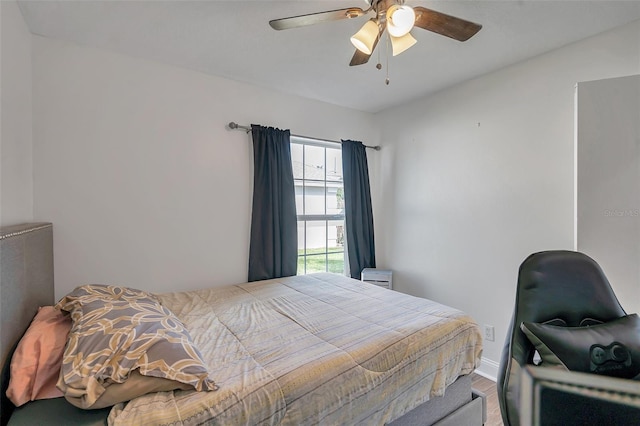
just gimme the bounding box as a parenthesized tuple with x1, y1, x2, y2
(269, 0, 482, 67)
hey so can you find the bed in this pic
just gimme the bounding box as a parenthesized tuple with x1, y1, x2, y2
(1, 223, 485, 425)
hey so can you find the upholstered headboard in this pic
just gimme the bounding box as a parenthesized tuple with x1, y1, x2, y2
(0, 223, 54, 424)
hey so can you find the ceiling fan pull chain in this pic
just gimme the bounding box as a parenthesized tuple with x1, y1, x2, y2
(376, 32, 382, 71)
(385, 33, 390, 85)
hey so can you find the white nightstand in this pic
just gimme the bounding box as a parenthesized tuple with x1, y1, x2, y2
(361, 268, 393, 290)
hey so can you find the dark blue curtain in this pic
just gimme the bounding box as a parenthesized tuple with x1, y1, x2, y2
(248, 125, 298, 282)
(341, 140, 376, 279)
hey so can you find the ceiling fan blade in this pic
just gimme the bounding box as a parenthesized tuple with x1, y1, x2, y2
(270, 7, 366, 30)
(349, 23, 384, 66)
(413, 6, 482, 41)
(350, 49, 372, 66)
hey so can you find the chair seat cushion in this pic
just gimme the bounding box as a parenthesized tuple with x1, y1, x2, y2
(521, 314, 640, 379)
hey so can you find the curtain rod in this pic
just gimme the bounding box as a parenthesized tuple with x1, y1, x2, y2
(227, 122, 381, 151)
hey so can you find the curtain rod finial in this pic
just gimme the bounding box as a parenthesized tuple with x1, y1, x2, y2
(228, 122, 239, 130)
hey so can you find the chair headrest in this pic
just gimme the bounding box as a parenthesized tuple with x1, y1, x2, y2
(516, 250, 626, 326)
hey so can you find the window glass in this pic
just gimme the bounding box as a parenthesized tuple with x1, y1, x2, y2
(291, 143, 304, 180)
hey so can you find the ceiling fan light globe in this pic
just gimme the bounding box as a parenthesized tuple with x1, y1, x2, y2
(390, 32, 417, 56)
(350, 19, 379, 55)
(386, 5, 415, 37)
(351, 38, 372, 54)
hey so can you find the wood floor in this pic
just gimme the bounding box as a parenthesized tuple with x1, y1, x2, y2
(471, 373, 503, 426)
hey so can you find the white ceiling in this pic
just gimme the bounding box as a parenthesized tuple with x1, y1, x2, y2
(17, 1, 640, 113)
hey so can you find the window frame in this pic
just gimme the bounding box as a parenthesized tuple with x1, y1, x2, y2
(291, 136, 347, 275)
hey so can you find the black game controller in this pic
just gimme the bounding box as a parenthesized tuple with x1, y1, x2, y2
(590, 342, 632, 373)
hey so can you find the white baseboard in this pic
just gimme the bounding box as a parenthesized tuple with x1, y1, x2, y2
(475, 357, 499, 382)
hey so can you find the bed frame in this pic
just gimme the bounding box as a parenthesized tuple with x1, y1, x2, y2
(0, 223, 485, 425)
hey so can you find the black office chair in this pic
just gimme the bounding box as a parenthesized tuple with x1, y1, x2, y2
(497, 250, 628, 426)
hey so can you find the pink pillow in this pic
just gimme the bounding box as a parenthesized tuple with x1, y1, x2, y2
(6, 306, 71, 406)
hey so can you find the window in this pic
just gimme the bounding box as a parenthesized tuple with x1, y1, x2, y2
(291, 137, 346, 275)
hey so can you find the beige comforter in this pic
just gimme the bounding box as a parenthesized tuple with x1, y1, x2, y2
(108, 273, 482, 425)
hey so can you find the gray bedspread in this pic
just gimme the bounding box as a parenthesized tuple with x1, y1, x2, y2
(108, 273, 482, 425)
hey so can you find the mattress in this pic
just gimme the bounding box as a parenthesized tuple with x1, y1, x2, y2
(108, 273, 482, 425)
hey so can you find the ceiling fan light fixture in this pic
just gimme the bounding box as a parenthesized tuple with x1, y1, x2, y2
(390, 32, 417, 56)
(350, 19, 379, 54)
(386, 5, 416, 37)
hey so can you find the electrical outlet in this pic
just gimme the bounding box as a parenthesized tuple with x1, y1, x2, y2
(484, 325, 495, 342)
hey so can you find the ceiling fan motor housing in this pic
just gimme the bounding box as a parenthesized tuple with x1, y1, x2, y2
(372, 0, 406, 12)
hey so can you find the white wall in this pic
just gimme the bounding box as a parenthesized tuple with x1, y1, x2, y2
(31, 36, 378, 300)
(577, 74, 640, 316)
(375, 20, 640, 378)
(1, 0, 33, 226)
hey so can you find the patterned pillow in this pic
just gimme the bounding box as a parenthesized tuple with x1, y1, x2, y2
(55, 285, 217, 409)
